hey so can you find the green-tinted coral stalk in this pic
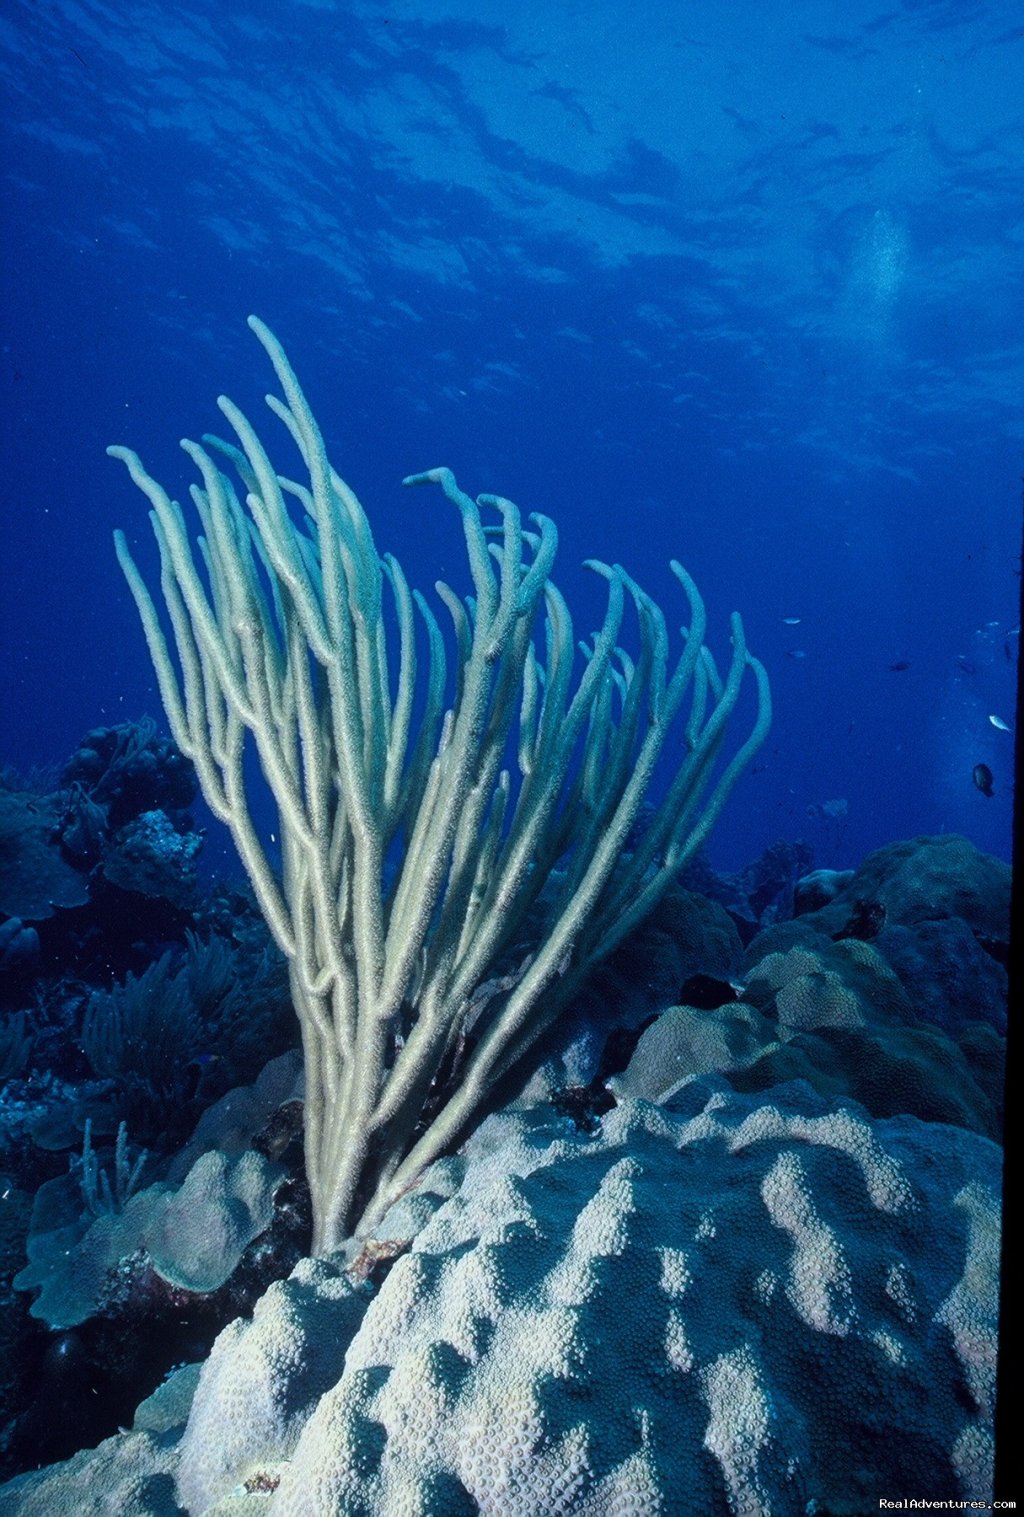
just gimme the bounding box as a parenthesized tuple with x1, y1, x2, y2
(110, 318, 770, 1251)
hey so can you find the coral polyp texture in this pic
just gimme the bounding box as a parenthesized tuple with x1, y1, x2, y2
(0, 1080, 1000, 1515)
(165, 1080, 997, 1517)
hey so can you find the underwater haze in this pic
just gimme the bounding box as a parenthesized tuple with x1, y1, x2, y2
(0, 4, 1018, 1511)
(1, 0, 1021, 871)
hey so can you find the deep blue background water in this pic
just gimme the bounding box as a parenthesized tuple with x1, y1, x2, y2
(2, 0, 1020, 876)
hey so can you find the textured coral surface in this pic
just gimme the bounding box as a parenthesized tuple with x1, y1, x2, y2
(180, 1082, 999, 1517)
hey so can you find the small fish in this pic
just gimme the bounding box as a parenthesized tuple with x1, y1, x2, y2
(973, 763, 995, 798)
(889, 659, 911, 672)
(786, 648, 807, 660)
(954, 655, 977, 675)
(781, 616, 801, 625)
(988, 714, 1011, 732)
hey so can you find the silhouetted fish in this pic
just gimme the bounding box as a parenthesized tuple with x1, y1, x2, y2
(973, 763, 995, 798)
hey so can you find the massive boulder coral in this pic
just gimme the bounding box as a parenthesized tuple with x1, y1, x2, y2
(167, 1080, 999, 1517)
(795, 833, 1011, 949)
(790, 835, 1010, 1047)
(611, 897, 1003, 1138)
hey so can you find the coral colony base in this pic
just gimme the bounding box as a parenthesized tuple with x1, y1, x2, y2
(0, 326, 1003, 1515)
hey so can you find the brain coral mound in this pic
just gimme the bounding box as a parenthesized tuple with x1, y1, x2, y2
(176, 1081, 999, 1517)
(796, 833, 1011, 943)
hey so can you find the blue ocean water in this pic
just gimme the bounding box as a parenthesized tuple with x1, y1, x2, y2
(1, 0, 1020, 875)
(0, 6, 1019, 1504)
